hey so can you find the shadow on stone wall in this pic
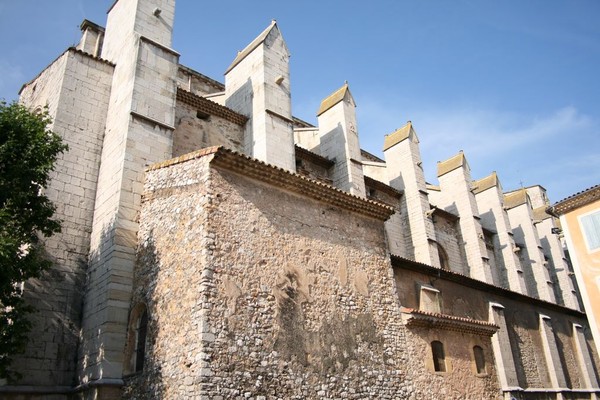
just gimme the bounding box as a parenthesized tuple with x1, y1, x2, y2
(7, 243, 85, 388)
(511, 225, 539, 300)
(539, 236, 565, 306)
(121, 230, 166, 399)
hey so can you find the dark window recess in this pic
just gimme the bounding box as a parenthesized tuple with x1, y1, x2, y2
(135, 309, 148, 372)
(473, 345, 485, 374)
(432, 340, 446, 372)
(196, 110, 210, 120)
(437, 244, 449, 270)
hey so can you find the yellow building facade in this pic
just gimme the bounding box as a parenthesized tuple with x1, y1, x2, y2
(550, 185, 600, 356)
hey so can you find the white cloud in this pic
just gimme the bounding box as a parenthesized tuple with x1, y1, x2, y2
(354, 96, 598, 200)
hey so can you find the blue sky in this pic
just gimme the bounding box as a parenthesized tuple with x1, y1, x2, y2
(0, 0, 598, 202)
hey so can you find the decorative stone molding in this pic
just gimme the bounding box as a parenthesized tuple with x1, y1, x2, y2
(401, 307, 499, 336)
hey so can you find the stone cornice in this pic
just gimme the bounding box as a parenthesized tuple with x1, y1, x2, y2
(176, 88, 248, 126)
(364, 176, 402, 199)
(549, 184, 600, 216)
(401, 307, 499, 336)
(147, 146, 395, 221)
(391, 255, 587, 317)
(294, 145, 335, 169)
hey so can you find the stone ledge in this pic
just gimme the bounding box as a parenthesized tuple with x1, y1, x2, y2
(294, 145, 335, 169)
(549, 184, 600, 216)
(391, 254, 587, 317)
(401, 307, 499, 336)
(176, 88, 248, 126)
(364, 176, 402, 199)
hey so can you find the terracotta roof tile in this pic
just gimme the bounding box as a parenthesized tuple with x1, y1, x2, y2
(147, 146, 395, 221)
(549, 184, 600, 215)
(391, 254, 585, 317)
(400, 307, 499, 336)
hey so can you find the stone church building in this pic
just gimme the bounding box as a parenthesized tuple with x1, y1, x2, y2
(3, 0, 600, 399)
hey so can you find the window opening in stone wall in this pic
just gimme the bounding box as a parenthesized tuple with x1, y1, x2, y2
(437, 244, 449, 270)
(196, 110, 210, 120)
(135, 308, 148, 372)
(419, 285, 441, 314)
(125, 303, 149, 375)
(473, 345, 485, 374)
(431, 340, 446, 372)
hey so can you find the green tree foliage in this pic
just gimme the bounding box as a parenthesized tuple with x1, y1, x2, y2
(0, 101, 67, 380)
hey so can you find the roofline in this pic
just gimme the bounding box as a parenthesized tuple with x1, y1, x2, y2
(391, 255, 586, 318)
(176, 88, 248, 126)
(549, 184, 600, 216)
(146, 146, 395, 221)
(19, 47, 115, 95)
(225, 20, 281, 75)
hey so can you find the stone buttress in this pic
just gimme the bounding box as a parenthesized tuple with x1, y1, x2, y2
(224, 21, 295, 171)
(527, 185, 581, 309)
(383, 122, 440, 266)
(473, 172, 528, 294)
(80, 0, 178, 390)
(504, 188, 556, 302)
(434, 152, 493, 282)
(12, 17, 114, 390)
(316, 83, 366, 197)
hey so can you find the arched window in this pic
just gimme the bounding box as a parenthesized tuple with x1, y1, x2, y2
(135, 309, 148, 372)
(437, 244, 449, 270)
(473, 345, 485, 374)
(431, 340, 446, 372)
(124, 303, 148, 375)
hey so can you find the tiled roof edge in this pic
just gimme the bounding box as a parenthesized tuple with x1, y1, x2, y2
(364, 176, 402, 198)
(146, 146, 395, 221)
(176, 88, 248, 126)
(549, 184, 600, 216)
(391, 254, 586, 317)
(294, 145, 335, 168)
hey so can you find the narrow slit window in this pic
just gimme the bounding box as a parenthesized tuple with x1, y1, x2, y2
(437, 244, 449, 270)
(473, 345, 485, 374)
(432, 340, 446, 372)
(135, 309, 148, 372)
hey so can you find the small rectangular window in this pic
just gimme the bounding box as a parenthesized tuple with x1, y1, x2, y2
(580, 210, 600, 252)
(419, 284, 441, 314)
(473, 346, 486, 374)
(432, 341, 446, 372)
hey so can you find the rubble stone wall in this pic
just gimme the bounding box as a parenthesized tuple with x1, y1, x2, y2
(128, 154, 413, 398)
(173, 102, 244, 156)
